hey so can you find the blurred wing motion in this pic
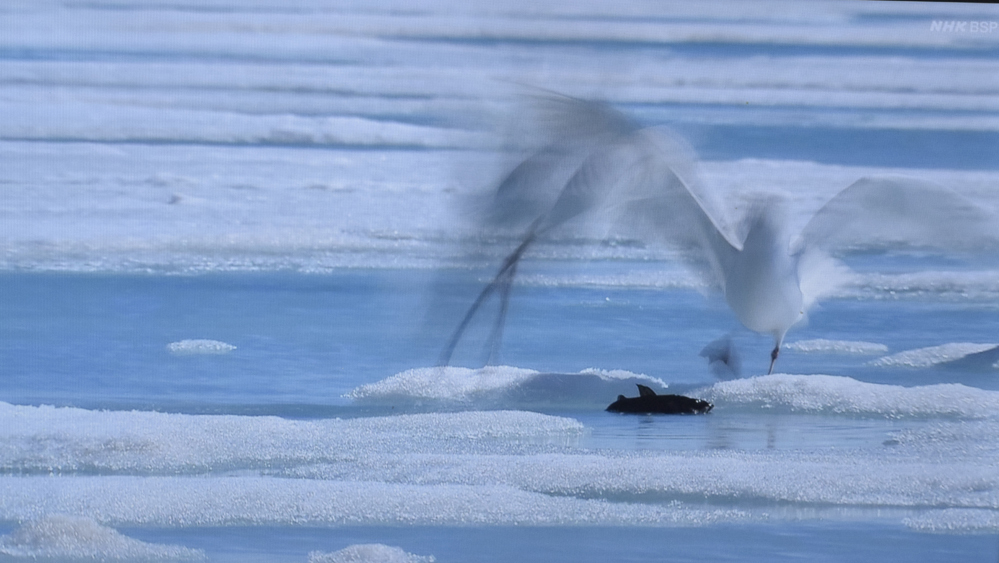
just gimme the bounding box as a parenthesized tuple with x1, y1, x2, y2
(797, 176, 999, 255)
(792, 175, 999, 320)
(441, 93, 999, 373)
(440, 95, 738, 366)
(483, 98, 632, 231)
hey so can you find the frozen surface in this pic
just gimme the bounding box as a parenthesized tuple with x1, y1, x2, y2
(702, 373, 999, 418)
(1, 2, 999, 275)
(2, 382, 999, 531)
(0, 515, 204, 561)
(309, 545, 434, 563)
(784, 339, 888, 355)
(871, 342, 999, 368)
(167, 339, 237, 355)
(2, 0, 999, 561)
(346, 366, 670, 408)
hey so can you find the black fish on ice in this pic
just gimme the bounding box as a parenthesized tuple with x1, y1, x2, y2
(606, 384, 713, 415)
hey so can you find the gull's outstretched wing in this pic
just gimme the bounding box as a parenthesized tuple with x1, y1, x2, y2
(796, 175, 999, 255)
(441, 95, 741, 365)
(441, 96, 636, 366)
(792, 175, 999, 314)
(597, 128, 742, 289)
(514, 96, 740, 255)
(484, 95, 636, 232)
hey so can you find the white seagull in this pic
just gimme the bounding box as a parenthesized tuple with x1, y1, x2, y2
(441, 94, 999, 374)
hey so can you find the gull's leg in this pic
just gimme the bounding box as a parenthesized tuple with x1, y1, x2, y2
(767, 345, 780, 375)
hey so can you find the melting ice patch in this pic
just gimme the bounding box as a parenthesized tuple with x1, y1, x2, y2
(0, 477, 747, 527)
(516, 269, 704, 291)
(0, 103, 489, 150)
(166, 339, 236, 355)
(834, 269, 999, 303)
(0, 515, 204, 561)
(309, 544, 434, 563)
(0, 399, 998, 530)
(870, 343, 999, 369)
(904, 509, 999, 534)
(0, 403, 583, 474)
(784, 339, 888, 355)
(345, 366, 669, 408)
(702, 374, 999, 419)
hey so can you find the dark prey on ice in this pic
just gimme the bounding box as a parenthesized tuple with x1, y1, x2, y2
(606, 384, 713, 415)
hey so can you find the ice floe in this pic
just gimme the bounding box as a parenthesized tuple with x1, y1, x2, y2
(785, 339, 889, 355)
(167, 339, 237, 355)
(870, 343, 999, 369)
(0, 515, 204, 561)
(309, 544, 434, 563)
(702, 373, 999, 419)
(346, 366, 670, 409)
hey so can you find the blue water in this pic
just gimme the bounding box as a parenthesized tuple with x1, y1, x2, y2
(113, 524, 999, 563)
(4, 268, 997, 411)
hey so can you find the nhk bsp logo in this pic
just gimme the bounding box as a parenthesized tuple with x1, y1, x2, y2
(930, 21, 999, 33)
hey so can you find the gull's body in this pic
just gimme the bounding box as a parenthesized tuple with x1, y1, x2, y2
(722, 213, 804, 372)
(441, 94, 999, 374)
